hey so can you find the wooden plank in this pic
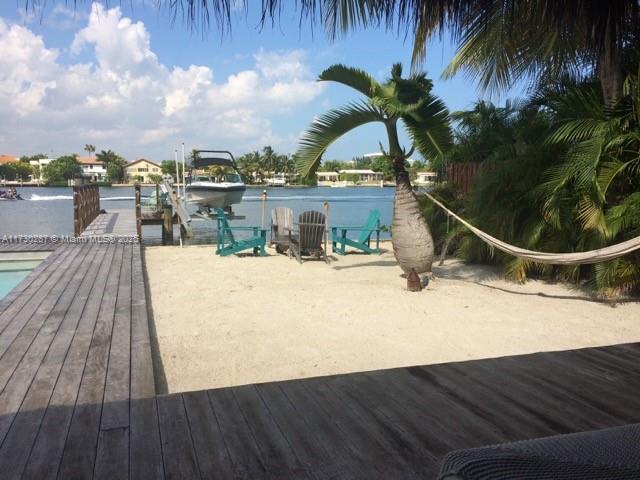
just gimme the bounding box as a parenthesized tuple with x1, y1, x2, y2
(182, 390, 233, 479)
(0, 244, 108, 479)
(0, 247, 60, 315)
(129, 244, 164, 480)
(21, 244, 117, 480)
(301, 379, 422, 479)
(255, 382, 335, 477)
(0, 245, 74, 336)
(207, 387, 268, 479)
(57, 244, 125, 479)
(157, 394, 200, 480)
(0, 244, 93, 445)
(93, 244, 133, 480)
(279, 380, 380, 479)
(232, 384, 307, 478)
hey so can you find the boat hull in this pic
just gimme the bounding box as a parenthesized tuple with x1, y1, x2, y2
(185, 184, 246, 208)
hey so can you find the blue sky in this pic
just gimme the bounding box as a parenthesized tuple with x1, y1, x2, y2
(0, 1, 521, 162)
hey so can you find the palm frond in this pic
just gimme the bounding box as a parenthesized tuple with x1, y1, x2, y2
(318, 64, 380, 98)
(294, 101, 384, 177)
(402, 95, 451, 160)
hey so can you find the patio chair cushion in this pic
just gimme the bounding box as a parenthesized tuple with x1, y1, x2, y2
(438, 423, 640, 480)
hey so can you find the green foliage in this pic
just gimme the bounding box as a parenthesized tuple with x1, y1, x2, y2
(148, 173, 163, 184)
(160, 160, 184, 179)
(43, 155, 81, 182)
(425, 72, 640, 297)
(294, 63, 451, 180)
(236, 147, 295, 184)
(339, 172, 360, 183)
(370, 156, 394, 179)
(0, 161, 36, 181)
(96, 150, 126, 182)
(19, 153, 47, 163)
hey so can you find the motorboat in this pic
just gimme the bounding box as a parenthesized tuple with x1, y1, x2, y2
(185, 150, 246, 211)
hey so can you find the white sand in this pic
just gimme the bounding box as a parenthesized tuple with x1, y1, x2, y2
(144, 242, 640, 394)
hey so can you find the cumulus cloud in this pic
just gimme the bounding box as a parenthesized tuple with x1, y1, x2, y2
(0, 3, 323, 159)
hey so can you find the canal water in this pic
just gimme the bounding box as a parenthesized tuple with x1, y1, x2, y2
(0, 186, 395, 245)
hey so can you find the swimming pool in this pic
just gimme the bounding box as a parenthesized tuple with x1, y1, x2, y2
(0, 254, 48, 300)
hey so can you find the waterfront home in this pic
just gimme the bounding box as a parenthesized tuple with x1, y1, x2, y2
(125, 158, 162, 183)
(0, 155, 17, 165)
(316, 171, 340, 186)
(415, 171, 437, 186)
(27, 157, 54, 181)
(77, 156, 107, 182)
(318, 169, 384, 186)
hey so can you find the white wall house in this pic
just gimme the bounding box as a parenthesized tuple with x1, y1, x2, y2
(316, 171, 340, 186)
(415, 171, 438, 186)
(341, 169, 384, 183)
(28, 158, 54, 181)
(77, 156, 107, 182)
(317, 169, 384, 186)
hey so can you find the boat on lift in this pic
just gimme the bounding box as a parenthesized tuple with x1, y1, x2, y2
(185, 150, 246, 212)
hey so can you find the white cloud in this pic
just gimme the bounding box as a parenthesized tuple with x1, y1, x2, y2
(0, 3, 324, 159)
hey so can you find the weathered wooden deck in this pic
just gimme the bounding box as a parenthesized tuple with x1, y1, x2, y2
(1, 211, 639, 478)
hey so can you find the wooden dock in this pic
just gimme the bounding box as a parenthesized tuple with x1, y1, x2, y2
(1, 211, 640, 478)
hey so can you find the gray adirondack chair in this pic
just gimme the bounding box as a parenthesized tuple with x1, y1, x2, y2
(289, 211, 328, 264)
(270, 207, 294, 254)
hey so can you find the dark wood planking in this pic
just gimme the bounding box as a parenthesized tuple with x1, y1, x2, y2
(0, 244, 93, 445)
(254, 382, 336, 478)
(93, 244, 133, 480)
(129, 244, 164, 480)
(300, 379, 422, 479)
(0, 244, 108, 479)
(182, 390, 233, 479)
(56, 244, 125, 479)
(0, 247, 61, 315)
(207, 387, 269, 479)
(278, 380, 379, 479)
(22, 244, 117, 480)
(157, 394, 200, 480)
(232, 384, 308, 479)
(0, 245, 75, 338)
(329, 370, 446, 468)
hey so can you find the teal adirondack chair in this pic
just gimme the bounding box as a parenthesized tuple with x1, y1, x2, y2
(215, 208, 267, 257)
(331, 210, 382, 255)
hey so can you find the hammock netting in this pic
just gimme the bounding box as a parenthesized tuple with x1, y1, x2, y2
(423, 192, 640, 265)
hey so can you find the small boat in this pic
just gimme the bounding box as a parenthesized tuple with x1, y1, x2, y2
(185, 150, 246, 210)
(0, 189, 23, 200)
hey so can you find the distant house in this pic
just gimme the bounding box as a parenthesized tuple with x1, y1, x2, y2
(0, 155, 17, 165)
(28, 157, 54, 181)
(317, 169, 384, 186)
(341, 169, 384, 183)
(77, 156, 107, 182)
(316, 171, 340, 186)
(415, 171, 438, 186)
(125, 159, 161, 184)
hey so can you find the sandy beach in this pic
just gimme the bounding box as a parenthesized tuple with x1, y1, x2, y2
(144, 242, 640, 394)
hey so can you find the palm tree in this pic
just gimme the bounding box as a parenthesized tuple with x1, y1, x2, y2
(84, 144, 95, 158)
(294, 63, 451, 274)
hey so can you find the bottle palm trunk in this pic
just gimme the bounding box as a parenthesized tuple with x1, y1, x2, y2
(387, 119, 435, 274)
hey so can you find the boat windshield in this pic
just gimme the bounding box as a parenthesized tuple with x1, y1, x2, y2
(192, 167, 241, 184)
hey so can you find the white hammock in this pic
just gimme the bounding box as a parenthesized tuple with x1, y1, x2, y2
(423, 191, 640, 265)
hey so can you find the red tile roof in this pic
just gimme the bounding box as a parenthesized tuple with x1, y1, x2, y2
(0, 155, 17, 164)
(77, 156, 102, 165)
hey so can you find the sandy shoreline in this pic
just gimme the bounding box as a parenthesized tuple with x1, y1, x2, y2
(144, 242, 639, 394)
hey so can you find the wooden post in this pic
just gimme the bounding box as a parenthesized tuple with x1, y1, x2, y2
(73, 185, 80, 236)
(162, 206, 173, 245)
(135, 182, 142, 240)
(323, 201, 329, 260)
(155, 183, 160, 212)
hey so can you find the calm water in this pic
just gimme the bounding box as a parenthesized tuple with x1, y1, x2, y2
(0, 186, 395, 245)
